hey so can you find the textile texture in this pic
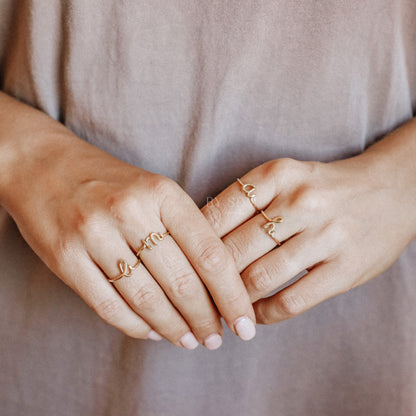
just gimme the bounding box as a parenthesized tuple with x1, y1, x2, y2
(0, 1, 416, 415)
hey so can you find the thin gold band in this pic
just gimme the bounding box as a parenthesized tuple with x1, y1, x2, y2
(108, 231, 170, 283)
(237, 178, 284, 247)
(136, 231, 170, 257)
(260, 210, 283, 246)
(108, 258, 141, 283)
(236, 178, 260, 211)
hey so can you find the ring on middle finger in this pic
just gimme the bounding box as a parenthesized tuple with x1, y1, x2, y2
(260, 210, 284, 247)
(136, 231, 170, 257)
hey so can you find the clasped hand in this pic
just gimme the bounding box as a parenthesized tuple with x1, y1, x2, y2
(4, 117, 415, 351)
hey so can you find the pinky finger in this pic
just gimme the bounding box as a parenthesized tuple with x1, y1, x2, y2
(253, 262, 348, 325)
(63, 257, 158, 340)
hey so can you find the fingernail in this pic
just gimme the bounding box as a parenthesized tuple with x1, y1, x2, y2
(204, 334, 223, 350)
(147, 330, 163, 341)
(180, 332, 199, 350)
(234, 316, 256, 341)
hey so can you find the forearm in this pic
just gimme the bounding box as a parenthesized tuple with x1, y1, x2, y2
(349, 117, 416, 240)
(0, 91, 82, 208)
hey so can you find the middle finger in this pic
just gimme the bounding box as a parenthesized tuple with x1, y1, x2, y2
(131, 229, 225, 348)
(223, 197, 305, 273)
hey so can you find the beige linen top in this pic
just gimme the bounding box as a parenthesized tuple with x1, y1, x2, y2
(0, 1, 416, 415)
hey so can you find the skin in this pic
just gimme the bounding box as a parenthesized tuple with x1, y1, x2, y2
(0, 91, 256, 350)
(1, 90, 415, 346)
(202, 118, 416, 324)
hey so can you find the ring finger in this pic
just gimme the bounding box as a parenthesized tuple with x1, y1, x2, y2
(131, 230, 224, 349)
(87, 228, 202, 349)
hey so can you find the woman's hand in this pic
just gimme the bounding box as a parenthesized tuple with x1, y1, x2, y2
(0, 92, 256, 349)
(202, 119, 416, 324)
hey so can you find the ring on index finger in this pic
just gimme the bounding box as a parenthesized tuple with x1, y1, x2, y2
(236, 178, 260, 211)
(237, 178, 284, 247)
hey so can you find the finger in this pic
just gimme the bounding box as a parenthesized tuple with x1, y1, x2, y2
(241, 230, 327, 302)
(161, 188, 257, 341)
(201, 159, 296, 238)
(88, 229, 202, 350)
(116, 267, 202, 349)
(223, 198, 302, 273)
(133, 230, 225, 349)
(254, 261, 346, 325)
(59, 251, 154, 339)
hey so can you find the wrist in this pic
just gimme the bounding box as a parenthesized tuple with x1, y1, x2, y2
(358, 119, 416, 241)
(0, 92, 72, 210)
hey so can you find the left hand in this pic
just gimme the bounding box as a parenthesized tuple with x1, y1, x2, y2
(202, 131, 416, 325)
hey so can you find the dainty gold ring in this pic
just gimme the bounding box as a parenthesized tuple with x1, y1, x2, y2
(136, 231, 170, 257)
(260, 210, 284, 247)
(108, 259, 141, 283)
(237, 178, 260, 211)
(237, 178, 284, 246)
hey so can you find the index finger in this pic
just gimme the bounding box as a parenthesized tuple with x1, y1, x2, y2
(201, 161, 282, 238)
(160, 186, 257, 341)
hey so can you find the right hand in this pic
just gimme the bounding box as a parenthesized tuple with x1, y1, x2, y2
(0, 93, 256, 350)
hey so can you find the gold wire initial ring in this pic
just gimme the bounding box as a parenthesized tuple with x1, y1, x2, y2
(136, 231, 170, 257)
(108, 259, 141, 283)
(107, 230, 170, 283)
(236, 178, 284, 246)
(261, 210, 284, 247)
(237, 178, 260, 211)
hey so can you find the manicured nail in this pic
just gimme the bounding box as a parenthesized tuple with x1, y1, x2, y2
(147, 330, 163, 341)
(234, 316, 256, 341)
(180, 332, 199, 350)
(204, 334, 223, 350)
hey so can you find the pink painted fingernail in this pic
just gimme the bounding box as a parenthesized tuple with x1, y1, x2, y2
(147, 330, 163, 341)
(234, 316, 256, 341)
(180, 332, 199, 350)
(204, 334, 223, 350)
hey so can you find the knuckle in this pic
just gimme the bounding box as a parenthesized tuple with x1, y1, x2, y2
(278, 293, 307, 317)
(224, 237, 245, 264)
(94, 298, 122, 323)
(194, 318, 220, 333)
(130, 286, 161, 312)
(221, 287, 247, 311)
(294, 186, 321, 211)
(326, 221, 349, 247)
(202, 199, 223, 233)
(105, 189, 138, 221)
(72, 209, 103, 236)
(195, 239, 227, 272)
(262, 158, 300, 193)
(52, 237, 76, 271)
(277, 255, 297, 278)
(246, 264, 275, 294)
(149, 174, 179, 203)
(265, 157, 297, 176)
(276, 157, 298, 172)
(170, 272, 197, 299)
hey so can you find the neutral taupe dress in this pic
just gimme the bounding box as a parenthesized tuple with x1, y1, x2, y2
(1, 1, 416, 415)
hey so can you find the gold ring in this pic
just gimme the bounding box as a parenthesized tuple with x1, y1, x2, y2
(260, 210, 283, 247)
(237, 178, 284, 246)
(237, 178, 260, 211)
(136, 231, 170, 257)
(108, 259, 141, 283)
